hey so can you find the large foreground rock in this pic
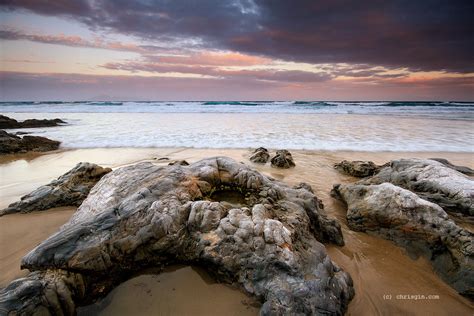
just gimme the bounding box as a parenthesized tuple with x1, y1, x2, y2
(361, 159, 474, 215)
(0, 115, 65, 129)
(0, 130, 60, 154)
(0, 157, 353, 315)
(0, 162, 112, 216)
(332, 182, 473, 298)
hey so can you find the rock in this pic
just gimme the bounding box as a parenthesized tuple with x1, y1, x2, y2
(168, 160, 189, 166)
(0, 162, 112, 216)
(429, 158, 474, 176)
(360, 159, 474, 215)
(249, 147, 270, 164)
(332, 182, 474, 298)
(0, 271, 85, 316)
(334, 160, 381, 177)
(0, 130, 60, 154)
(0, 115, 66, 129)
(270, 150, 295, 168)
(293, 182, 314, 193)
(0, 157, 353, 315)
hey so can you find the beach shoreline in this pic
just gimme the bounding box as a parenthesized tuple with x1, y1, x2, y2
(0, 147, 472, 315)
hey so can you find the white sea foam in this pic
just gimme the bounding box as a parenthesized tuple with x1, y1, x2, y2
(1, 101, 473, 119)
(3, 111, 473, 152)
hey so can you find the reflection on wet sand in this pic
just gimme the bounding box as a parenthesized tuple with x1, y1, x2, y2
(0, 148, 472, 315)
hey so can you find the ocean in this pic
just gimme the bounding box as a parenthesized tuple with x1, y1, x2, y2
(1, 101, 473, 152)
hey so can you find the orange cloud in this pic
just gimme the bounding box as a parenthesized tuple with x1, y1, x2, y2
(155, 52, 271, 67)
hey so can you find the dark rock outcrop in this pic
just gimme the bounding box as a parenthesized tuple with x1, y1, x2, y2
(429, 158, 474, 176)
(0, 157, 353, 315)
(249, 147, 270, 164)
(332, 182, 473, 298)
(168, 160, 189, 166)
(0, 115, 65, 129)
(271, 150, 295, 168)
(334, 160, 381, 177)
(0, 162, 112, 216)
(360, 159, 474, 215)
(0, 130, 60, 154)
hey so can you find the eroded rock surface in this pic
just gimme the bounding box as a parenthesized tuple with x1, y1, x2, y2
(0, 115, 66, 129)
(360, 159, 474, 215)
(334, 160, 381, 177)
(271, 150, 295, 168)
(0, 162, 112, 216)
(0, 157, 353, 315)
(429, 158, 474, 176)
(332, 182, 473, 297)
(249, 147, 270, 164)
(0, 130, 60, 154)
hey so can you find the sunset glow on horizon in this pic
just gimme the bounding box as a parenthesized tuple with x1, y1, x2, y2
(1, 1, 473, 101)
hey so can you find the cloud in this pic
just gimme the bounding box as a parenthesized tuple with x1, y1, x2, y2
(1, 71, 472, 101)
(2, 0, 473, 73)
(0, 29, 148, 53)
(148, 52, 271, 67)
(101, 60, 333, 83)
(1, 0, 92, 16)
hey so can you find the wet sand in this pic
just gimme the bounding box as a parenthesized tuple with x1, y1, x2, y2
(0, 207, 76, 286)
(78, 266, 260, 316)
(0, 148, 473, 315)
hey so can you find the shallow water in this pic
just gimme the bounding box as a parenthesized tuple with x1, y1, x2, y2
(0, 148, 473, 315)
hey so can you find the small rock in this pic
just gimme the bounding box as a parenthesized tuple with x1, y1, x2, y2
(168, 160, 189, 166)
(334, 160, 380, 177)
(270, 150, 295, 168)
(249, 147, 270, 164)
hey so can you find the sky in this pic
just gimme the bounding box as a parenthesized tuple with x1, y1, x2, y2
(0, 0, 473, 101)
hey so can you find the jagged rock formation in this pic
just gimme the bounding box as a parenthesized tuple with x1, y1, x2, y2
(332, 182, 473, 298)
(0, 115, 65, 129)
(0, 162, 112, 216)
(0, 157, 353, 315)
(249, 147, 270, 164)
(334, 160, 381, 177)
(360, 159, 474, 215)
(0, 130, 60, 154)
(271, 150, 295, 168)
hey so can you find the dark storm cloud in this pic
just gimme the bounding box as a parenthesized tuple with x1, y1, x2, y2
(1, 0, 92, 15)
(2, 0, 473, 72)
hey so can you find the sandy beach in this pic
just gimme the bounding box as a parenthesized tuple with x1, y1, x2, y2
(2, 1, 473, 314)
(1, 147, 472, 315)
